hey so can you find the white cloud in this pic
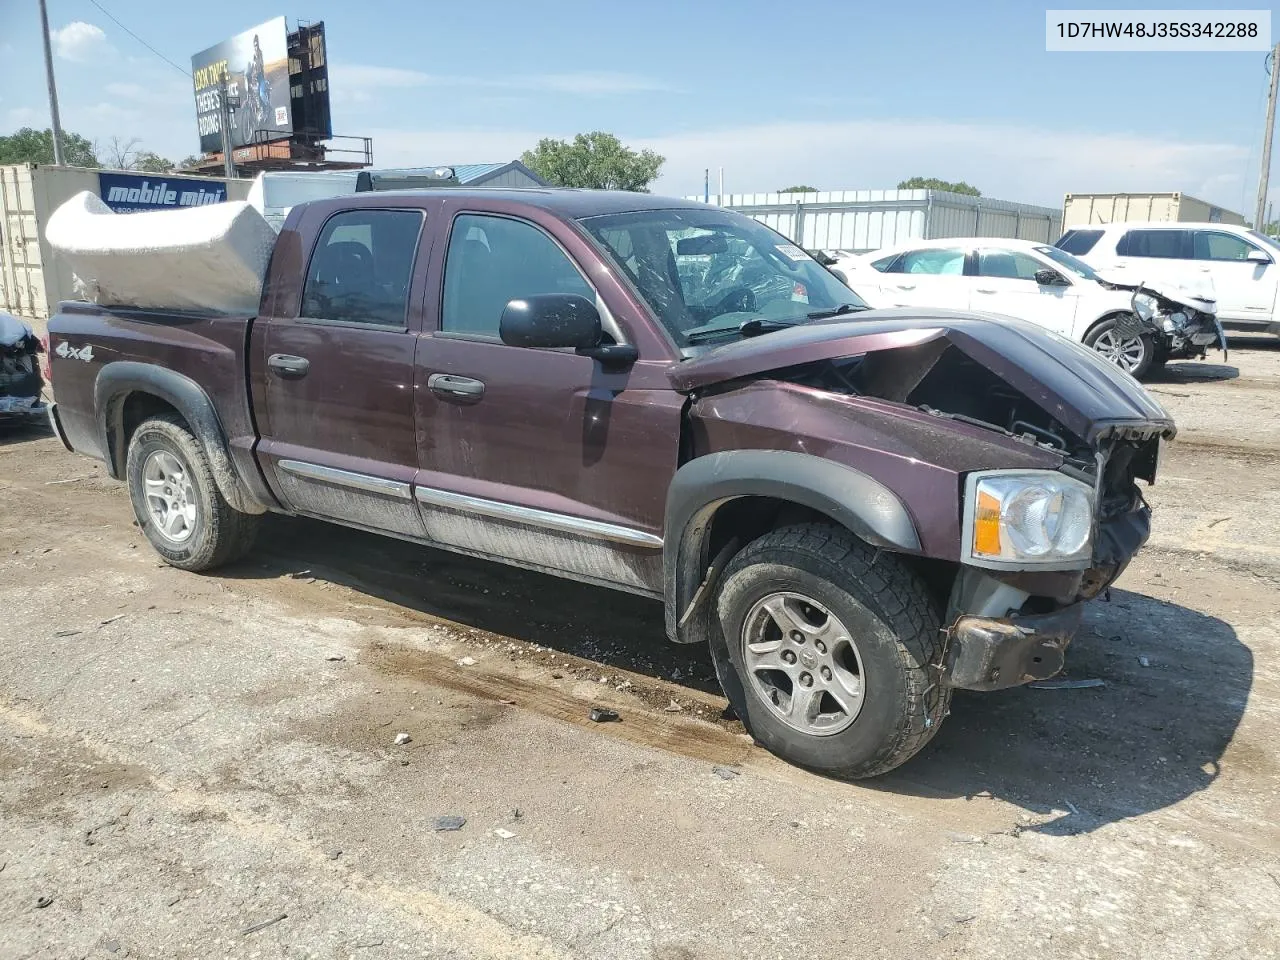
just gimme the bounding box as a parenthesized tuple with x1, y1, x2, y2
(529, 73, 673, 95)
(634, 118, 1254, 213)
(52, 21, 110, 62)
(5, 106, 41, 128)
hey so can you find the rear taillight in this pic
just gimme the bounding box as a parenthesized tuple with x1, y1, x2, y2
(39, 335, 51, 382)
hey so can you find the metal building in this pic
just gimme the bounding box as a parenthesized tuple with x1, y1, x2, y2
(686, 189, 1063, 254)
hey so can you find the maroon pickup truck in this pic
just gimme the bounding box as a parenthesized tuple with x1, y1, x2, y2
(46, 189, 1173, 777)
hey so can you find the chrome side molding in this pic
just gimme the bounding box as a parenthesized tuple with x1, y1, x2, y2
(278, 460, 413, 500)
(413, 485, 662, 548)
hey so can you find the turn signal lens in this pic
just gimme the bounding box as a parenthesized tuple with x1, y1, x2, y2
(973, 490, 1003, 556)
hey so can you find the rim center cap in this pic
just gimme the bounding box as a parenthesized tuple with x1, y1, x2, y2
(799, 649, 818, 670)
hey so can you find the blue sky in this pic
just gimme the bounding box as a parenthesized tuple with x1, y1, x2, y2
(1, 0, 1277, 215)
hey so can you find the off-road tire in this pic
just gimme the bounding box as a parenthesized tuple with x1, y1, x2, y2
(1084, 314, 1155, 380)
(711, 523, 949, 779)
(126, 413, 260, 571)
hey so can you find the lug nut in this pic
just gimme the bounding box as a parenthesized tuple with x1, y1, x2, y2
(799, 672, 813, 688)
(815, 640, 827, 654)
(781, 650, 797, 665)
(790, 631, 804, 643)
(820, 666, 832, 682)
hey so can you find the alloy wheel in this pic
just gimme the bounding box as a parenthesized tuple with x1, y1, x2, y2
(142, 449, 199, 545)
(1092, 328, 1147, 373)
(740, 591, 866, 736)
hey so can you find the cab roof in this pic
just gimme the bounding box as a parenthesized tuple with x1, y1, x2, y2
(332, 187, 711, 219)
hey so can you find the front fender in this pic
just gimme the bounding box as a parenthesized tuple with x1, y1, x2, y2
(94, 361, 267, 515)
(663, 449, 921, 643)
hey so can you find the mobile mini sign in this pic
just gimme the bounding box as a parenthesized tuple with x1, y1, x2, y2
(97, 172, 228, 213)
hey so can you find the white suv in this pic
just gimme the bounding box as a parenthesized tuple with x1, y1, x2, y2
(1058, 221, 1280, 335)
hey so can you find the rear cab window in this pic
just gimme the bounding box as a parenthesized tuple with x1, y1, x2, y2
(1055, 229, 1103, 255)
(300, 209, 424, 326)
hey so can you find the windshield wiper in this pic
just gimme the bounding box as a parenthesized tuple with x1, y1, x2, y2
(685, 317, 798, 343)
(806, 303, 867, 320)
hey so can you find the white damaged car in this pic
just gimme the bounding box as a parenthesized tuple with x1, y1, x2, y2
(832, 238, 1225, 379)
(0, 311, 47, 422)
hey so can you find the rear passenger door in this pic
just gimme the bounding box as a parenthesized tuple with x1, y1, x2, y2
(875, 247, 972, 309)
(252, 203, 433, 539)
(1105, 228, 1189, 285)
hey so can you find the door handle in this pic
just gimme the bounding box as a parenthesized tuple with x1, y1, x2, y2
(268, 354, 310, 378)
(896, 283, 916, 290)
(428, 373, 485, 399)
(975, 288, 997, 294)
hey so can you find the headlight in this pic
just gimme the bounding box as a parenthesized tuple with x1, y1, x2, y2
(963, 470, 1095, 568)
(1131, 292, 1158, 322)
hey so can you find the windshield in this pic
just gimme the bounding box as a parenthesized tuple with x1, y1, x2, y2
(578, 208, 867, 347)
(1034, 244, 1101, 281)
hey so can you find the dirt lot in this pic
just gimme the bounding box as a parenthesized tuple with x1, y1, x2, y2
(1, 337, 1278, 960)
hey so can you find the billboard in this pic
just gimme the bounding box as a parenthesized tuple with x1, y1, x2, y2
(191, 17, 293, 155)
(98, 172, 228, 213)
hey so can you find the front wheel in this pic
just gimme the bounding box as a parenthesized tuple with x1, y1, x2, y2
(126, 413, 260, 571)
(711, 524, 949, 779)
(1085, 315, 1155, 379)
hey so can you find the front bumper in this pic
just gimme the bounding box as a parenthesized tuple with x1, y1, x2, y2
(946, 604, 1085, 691)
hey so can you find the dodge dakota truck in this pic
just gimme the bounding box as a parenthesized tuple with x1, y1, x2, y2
(46, 189, 1173, 777)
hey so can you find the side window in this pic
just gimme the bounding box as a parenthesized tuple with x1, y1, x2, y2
(441, 214, 595, 337)
(977, 249, 1044, 281)
(899, 248, 966, 275)
(1117, 229, 1187, 259)
(1192, 231, 1254, 262)
(300, 209, 423, 325)
(1056, 229, 1103, 255)
(870, 253, 901, 273)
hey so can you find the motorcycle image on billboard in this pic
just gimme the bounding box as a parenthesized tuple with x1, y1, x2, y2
(191, 17, 292, 154)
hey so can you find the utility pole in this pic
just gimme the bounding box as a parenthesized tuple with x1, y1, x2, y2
(1255, 42, 1280, 229)
(218, 72, 236, 180)
(37, 0, 66, 165)
(704, 168, 709, 203)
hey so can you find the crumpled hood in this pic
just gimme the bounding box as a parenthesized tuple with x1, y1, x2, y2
(669, 308, 1175, 444)
(0, 311, 34, 347)
(1095, 271, 1218, 315)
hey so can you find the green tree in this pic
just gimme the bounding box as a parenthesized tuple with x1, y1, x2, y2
(0, 127, 98, 167)
(521, 132, 664, 192)
(779, 185, 818, 193)
(133, 151, 176, 173)
(176, 155, 205, 171)
(897, 176, 981, 196)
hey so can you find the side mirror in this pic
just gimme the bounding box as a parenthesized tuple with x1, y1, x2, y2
(1034, 268, 1067, 286)
(500, 294, 602, 349)
(1246, 249, 1272, 264)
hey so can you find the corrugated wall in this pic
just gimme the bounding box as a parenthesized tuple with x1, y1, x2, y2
(687, 189, 1061, 252)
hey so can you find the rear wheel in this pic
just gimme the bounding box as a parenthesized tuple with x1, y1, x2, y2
(711, 523, 949, 779)
(126, 413, 260, 571)
(1085, 315, 1155, 379)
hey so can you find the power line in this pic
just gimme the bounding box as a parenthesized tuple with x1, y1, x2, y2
(84, 0, 190, 78)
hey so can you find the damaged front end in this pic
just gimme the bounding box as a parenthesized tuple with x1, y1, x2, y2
(1110, 278, 1227, 362)
(673, 309, 1174, 691)
(0, 312, 46, 422)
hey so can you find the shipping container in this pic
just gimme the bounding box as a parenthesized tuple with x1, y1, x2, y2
(685, 189, 1063, 253)
(1062, 192, 1245, 228)
(0, 164, 250, 321)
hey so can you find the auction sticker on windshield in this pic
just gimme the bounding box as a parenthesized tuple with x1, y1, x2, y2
(776, 244, 809, 261)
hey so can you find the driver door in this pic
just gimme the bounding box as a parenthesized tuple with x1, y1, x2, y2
(412, 205, 683, 595)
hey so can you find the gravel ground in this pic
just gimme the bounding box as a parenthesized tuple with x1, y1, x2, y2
(0, 335, 1277, 959)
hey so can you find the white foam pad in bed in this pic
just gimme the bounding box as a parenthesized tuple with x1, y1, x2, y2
(46, 191, 277, 314)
